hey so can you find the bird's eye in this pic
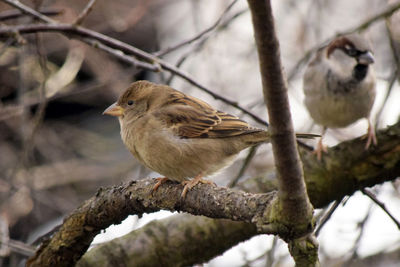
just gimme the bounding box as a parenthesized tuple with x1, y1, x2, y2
(346, 48, 358, 57)
(127, 100, 134, 106)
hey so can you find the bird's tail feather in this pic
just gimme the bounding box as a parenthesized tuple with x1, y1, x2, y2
(295, 133, 320, 139)
(243, 130, 319, 146)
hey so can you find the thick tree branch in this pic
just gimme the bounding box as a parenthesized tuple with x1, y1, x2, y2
(26, 181, 276, 267)
(246, 2, 317, 265)
(78, 215, 256, 267)
(4, 1, 399, 266)
(26, 121, 400, 266)
(239, 121, 400, 208)
(78, 121, 400, 266)
(301, 121, 400, 208)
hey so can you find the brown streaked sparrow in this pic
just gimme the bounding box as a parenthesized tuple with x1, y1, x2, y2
(303, 34, 377, 160)
(104, 81, 317, 197)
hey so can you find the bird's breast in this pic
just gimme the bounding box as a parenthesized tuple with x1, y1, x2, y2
(303, 63, 376, 128)
(120, 118, 244, 182)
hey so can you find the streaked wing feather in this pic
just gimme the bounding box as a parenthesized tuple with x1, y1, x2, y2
(158, 92, 263, 138)
(206, 111, 262, 138)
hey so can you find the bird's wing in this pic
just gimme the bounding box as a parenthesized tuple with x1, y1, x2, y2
(156, 92, 262, 139)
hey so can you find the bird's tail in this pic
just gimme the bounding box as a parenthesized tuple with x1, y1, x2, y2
(242, 130, 319, 146)
(295, 133, 320, 139)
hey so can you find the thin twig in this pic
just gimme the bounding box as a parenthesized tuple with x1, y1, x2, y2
(2, 0, 55, 23)
(385, 17, 400, 70)
(154, 0, 239, 57)
(0, 216, 9, 257)
(0, 81, 104, 122)
(362, 188, 400, 230)
(375, 70, 397, 129)
(84, 38, 161, 72)
(0, 239, 36, 257)
(166, 8, 248, 84)
(73, 0, 98, 25)
(0, 37, 14, 57)
(165, 46, 195, 85)
(0, 7, 62, 21)
(375, 20, 400, 128)
(1, 0, 268, 126)
(21, 32, 49, 165)
(315, 199, 341, 236)
(265, 236, 278, 267)
(228, 145, 259, 188)
(342, 203, 373, 267)
(0, 23, 269, 126)
(341, 2, 400, 35)
(238, 236, 279, 267)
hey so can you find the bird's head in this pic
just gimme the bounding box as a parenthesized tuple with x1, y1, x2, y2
(326, 34, 374, 65)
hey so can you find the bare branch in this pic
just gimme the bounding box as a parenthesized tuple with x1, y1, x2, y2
(83, 38, 162, 72)
(165, 7, 248, 82)
(73, 0, 98, 25)
(1, 0, 55, 23)
(240, 120, 400, 208)
(247, 0, 313, 228)
(341, 2, 400, 34)
(154, 0, 239, 57)
(0, 7, 62, 21)
(0, 29, 267, 128)
(0, 0, 269, 126)
(26, 180, 277, 267)
(0, 37, 14, 56)
(342, 204, 373, 267)
(247, 0, 317, 265)
(362, 188, 400, 230)
(315, 200, 341, 236)
(228, 145, 259, 188)
(2, 239, 35, 257)
(375, 21, 400, 128)
(266, 236, 279, 267)
(78, 214, 257, 267)
(26, 121, 400, 266)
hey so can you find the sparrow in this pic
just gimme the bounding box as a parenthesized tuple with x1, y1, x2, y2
(104, 80, 317, 197)
(303, 34, 377, 160)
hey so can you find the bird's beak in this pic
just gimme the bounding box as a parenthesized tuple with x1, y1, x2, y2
(357, 51, 374, 65)
(103, 102, 124, 117)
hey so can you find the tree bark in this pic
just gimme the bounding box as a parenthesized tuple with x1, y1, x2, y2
(247, 0, 318, 265)
(77, 121, 400, 267)
(78, 215, 256, 267)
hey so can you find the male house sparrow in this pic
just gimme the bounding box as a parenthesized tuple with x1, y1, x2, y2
(104, 81, 317, 197)
(303, 34, 377, 160)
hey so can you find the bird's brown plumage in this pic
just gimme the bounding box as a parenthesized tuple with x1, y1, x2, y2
(104, 80, 316, 195)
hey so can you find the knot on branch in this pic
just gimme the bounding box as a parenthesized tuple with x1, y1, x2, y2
(253, 195, 315, 240)
(288, 234, 320, 267)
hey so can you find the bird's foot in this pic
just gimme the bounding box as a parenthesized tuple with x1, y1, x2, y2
(181, 174, 215, 198)
(363, 120, 377, 149)
(151, 177, 169, 195)
(313, 139, 328, 161)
